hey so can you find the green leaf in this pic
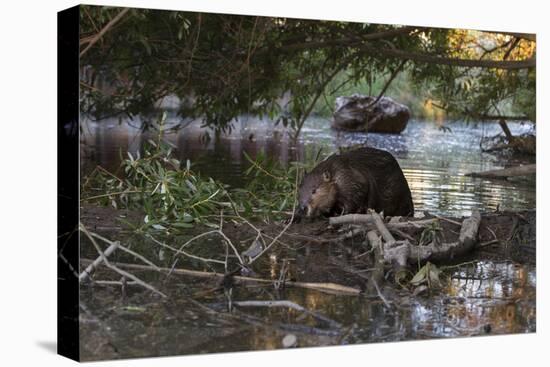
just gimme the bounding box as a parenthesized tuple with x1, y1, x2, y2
(172, 222, 194, 229)
(410, 264, 428, 286)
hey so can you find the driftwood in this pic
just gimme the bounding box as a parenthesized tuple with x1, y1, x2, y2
(80, 259, 361, 296)
(381, 210, 481, 264)
(331, 210, 482, 266)
(465, 164, 535, 179)
(409, 210, 482, 262)
(329, 213, 438, 229)
(370, 210, 396, 245)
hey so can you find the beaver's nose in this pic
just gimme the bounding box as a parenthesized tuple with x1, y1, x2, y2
(290, 205, 306, 223)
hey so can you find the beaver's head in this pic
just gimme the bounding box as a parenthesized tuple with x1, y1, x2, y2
(297, 170, 338, 218)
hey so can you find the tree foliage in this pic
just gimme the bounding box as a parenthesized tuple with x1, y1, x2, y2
(79, 6, 536, 134)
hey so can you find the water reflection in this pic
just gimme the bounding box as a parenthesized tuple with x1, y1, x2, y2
(79, 114, 536, 360)
(409, 261, 536, 338)
(79, 260, 535, 359)
(81, 114, 535, 217)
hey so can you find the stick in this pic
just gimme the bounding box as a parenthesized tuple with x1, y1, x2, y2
(88, 231, 160, 271)
(366, 231, 392, 308)
(431, 214, 462, 226)
(80, 8, 130, 57)
(477, 239, 500, 248)
(385, 219, 439, 229)
(371, 279, 391, 309)
(80, 259, 361, 296)
(233, 300, 341, 328)
(388, 227, 416, 242)
(329, 213, 376, 226)
(370, 210, 396, 245)
(329, 214, 438, 229)
(79, 241, 119, 282)
(247, 172, 299, 264)
(79, 224, 167, 297)
(148, 233, 227, 265)
(92, 280, 138, 286)
(409, 210, 481, 262)
(364, 59, 407, 110)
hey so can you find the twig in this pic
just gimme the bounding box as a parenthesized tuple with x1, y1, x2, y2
(366, 230, 394, 306)
(164, 215, 244, 267)
(432, 214, 462, 226)
(233, 300, 341, 328)
(81, 190, 142, 201)
(88, 231, 160, 271)
(329, 214, 438, 229)
(477, 239, 500, 248)
(92, 280, 138, 286)
(79, 241, 119, 282)
(80, 8, 130, 57)
(486, 225, 498, 241)
(148, 233, 227, 266)
(371, 279, 391, 309)
(370, 210, 396, 245)
(388, 227, 416, 242)
(247, 173, 299, 264)
(80, 259, 361, 296)
(232, 309, 340, 337)
(79, 223, 167, 297)
(364, 59, 407, 110)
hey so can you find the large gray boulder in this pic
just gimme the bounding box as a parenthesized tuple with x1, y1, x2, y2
(332, 94, 410, 134)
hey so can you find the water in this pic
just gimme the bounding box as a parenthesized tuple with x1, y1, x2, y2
(79, 257, 535, 359)
(79, 115, 536, 360)
(81, 114, 536, 217)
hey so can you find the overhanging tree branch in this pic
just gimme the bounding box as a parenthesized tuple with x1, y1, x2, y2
(80, 7, 130, 58)
(361, 45, 535, 70)
(480, 30, 536, 42)
(277, 26, 423, 53)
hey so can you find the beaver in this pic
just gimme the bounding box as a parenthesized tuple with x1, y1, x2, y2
(295, 147, 414, 219)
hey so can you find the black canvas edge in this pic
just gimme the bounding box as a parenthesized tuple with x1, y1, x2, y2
(57, 4, 80, 362)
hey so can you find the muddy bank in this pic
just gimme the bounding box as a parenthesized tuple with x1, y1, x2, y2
(81, 203, 535, 260)
(78, 204, 535, 360)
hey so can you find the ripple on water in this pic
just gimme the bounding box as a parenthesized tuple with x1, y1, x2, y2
(82, 116, 534, 217)
(79, 116, 535, 359)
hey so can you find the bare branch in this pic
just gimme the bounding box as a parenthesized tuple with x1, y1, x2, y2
(361, 45, 535, 70)
(80, 8, 130, 58)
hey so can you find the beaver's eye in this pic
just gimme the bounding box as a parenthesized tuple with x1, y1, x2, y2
(311, 189, 316, 194)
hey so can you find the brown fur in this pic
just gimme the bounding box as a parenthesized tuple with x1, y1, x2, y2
(297, 147, 414, 219)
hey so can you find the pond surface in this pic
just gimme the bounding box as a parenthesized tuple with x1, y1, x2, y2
(81, 114, 536, 217)
(79, 115, 536, 360)
(79, 252, 535, 360)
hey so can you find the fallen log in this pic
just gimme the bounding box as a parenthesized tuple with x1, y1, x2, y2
(409, 210, 482, 263)
(465, 164, 535, 179)
(348, 211, 481, 266)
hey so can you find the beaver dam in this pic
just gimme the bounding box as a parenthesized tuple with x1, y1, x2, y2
(77, 118, 536, 360)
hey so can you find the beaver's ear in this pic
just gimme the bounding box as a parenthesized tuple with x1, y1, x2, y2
(322, 171, 331, 182)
